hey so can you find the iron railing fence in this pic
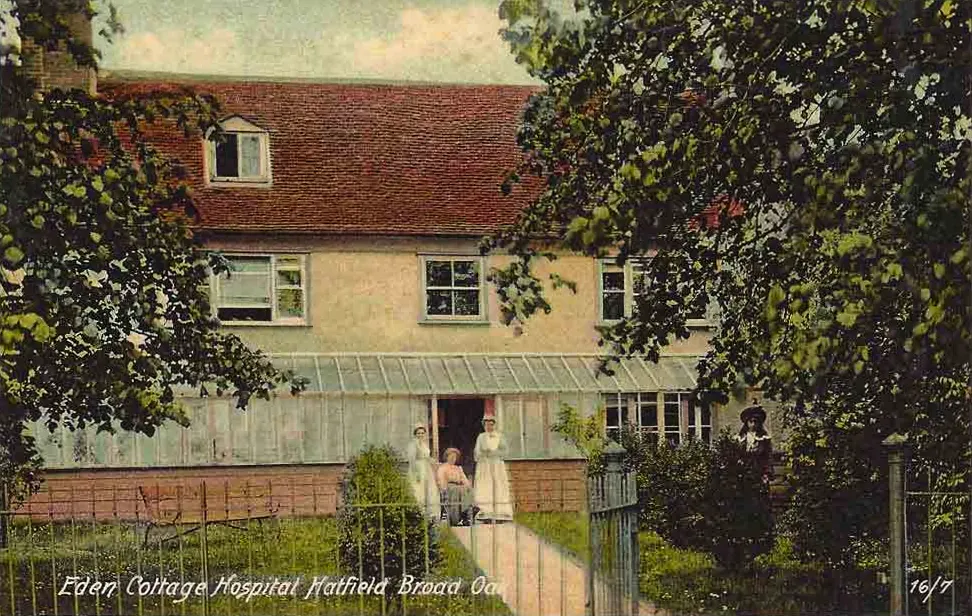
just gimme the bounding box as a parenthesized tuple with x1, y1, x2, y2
(587, 456, 639, 616)
(905, 469, 972, 616)
(0, 475, 593, 616)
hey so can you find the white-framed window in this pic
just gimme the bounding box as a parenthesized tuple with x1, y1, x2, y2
(211, 254, 306, 324)
(603, 391, 711, 445)
(598, 258, 709, 323)
(605, 392, 658, 443)
(205, 116, 271, 184)
(420, 256, 486, 321)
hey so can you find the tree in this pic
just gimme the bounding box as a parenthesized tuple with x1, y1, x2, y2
(0, 0, 303, 503)
(491, 0, 971, 565)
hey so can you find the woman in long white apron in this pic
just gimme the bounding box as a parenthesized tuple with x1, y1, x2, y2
(405, 423, 441, 521)
(472, 409, 514, 522)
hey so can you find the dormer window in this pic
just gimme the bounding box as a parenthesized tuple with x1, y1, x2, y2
(206, 116, 271, 184)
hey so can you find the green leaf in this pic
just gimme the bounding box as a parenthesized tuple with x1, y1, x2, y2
(836, 306, 859, 327)
(3, 246, 25, 266)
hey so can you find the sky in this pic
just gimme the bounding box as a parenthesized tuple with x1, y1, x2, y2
(93, 0, 539, 84)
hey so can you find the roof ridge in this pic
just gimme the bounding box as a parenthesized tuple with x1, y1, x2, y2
(99, 69, 542, 89)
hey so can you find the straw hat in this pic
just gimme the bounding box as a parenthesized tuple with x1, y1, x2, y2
(443, 447, 461, 462)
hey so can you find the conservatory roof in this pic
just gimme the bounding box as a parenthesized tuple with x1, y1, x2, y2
(270, 353, 700, 395)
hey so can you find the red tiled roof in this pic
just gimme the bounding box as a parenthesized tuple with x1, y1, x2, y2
(690, 194, 746, 231)
(100, 74, 541, 236)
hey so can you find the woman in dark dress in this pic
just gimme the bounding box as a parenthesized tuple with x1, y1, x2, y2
(737, 404, 773, 482)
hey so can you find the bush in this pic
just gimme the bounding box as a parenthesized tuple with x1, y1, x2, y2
(621, 428, 773, 568)
(702, 434, 774, 568)
(552, 404, 774, 568)
(338, 445, 441, 589)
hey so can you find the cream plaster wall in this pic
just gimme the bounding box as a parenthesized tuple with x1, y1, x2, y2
(212, 235, 714, 356)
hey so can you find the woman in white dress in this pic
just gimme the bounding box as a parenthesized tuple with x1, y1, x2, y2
(472, 408, 514, 522)
(405, 423, 440, 521)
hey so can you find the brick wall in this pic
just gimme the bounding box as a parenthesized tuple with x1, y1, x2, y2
(20, 11, 95, 94)
(19, 459, 589, 521)
(21, 464, 345, 521)
(507, 459, 587, 513)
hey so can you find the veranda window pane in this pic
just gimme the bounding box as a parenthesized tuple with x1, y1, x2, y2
(452, 260, 479, 287)
(606, 406, 619, 427)
(426, 261, 451, 287)
(664, 394, 681, 445)
(639, 400, 658, 428)
(215, 134, 238, 177)
(240, 135, 262, 177)
(453, 290, 480, 315)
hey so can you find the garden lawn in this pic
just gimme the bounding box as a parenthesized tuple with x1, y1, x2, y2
(514, 512, 589, 563)
(515, 513, 890, 615)
(0, 517, 511, 616)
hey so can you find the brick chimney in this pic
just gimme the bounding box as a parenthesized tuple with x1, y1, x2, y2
(20, 11, 96, 95)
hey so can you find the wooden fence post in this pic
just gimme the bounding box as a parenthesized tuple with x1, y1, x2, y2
(883, 433, 909, 616)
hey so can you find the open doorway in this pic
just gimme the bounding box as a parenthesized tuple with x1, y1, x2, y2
(434, 398, 485, 481)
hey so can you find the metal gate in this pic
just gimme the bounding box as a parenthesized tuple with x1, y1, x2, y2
(903, 469, 971, 616)
(587, 442, 640, 616)
(886, 435, 971, 616)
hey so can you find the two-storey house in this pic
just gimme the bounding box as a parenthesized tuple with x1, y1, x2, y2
(27, 63, 769, 516)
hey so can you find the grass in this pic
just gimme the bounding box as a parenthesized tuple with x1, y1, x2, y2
(514, 512, 589, 562)
(513, 513, 896, 616)
(0, 516, 512, 616)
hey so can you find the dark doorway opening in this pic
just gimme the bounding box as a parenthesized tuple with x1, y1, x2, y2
(435, 398, 484, 481)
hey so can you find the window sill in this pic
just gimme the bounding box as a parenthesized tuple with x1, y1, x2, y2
(220, 320, 311, 327)
(418, 319, 491, 326)
(597, 319, 713, 328)
(208, 177, 272, 187)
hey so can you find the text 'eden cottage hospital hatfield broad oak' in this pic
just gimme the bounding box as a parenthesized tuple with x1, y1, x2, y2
(18, 12, 772, 519)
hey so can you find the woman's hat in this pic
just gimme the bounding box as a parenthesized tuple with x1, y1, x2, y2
(443, 447, 461, 462)
(740, 405, 766, 424)
(413, 423, 427, 435)
(482, 398, 497, 424)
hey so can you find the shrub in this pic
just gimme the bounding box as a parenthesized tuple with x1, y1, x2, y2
(622, 429, 711, 544)
(621, 428, 773, 568)
(552, 405, 773, 568)
(338, 445, 441, 589)
(701, 434, 774, 567)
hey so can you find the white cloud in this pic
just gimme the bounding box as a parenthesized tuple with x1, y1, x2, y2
(117, 27, 242, 74)
(341, 6, 511, 82)
(105, 4, 533, 84)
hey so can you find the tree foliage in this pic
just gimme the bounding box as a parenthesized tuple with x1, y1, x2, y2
(0, 0, 302, 498)
(492, 0, 971, 560)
